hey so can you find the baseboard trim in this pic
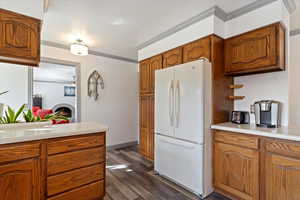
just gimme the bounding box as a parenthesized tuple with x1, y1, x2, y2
(107, 141, 138, 150)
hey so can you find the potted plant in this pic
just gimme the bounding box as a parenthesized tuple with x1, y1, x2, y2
(0, 91, 9, 117)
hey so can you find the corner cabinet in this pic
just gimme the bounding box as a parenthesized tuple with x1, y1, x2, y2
(0, 8, 41, 66)
(224, 23, 285, 76)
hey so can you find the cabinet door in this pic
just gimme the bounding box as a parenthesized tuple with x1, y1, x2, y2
(139, 60, 150, 94)
(183, 37, 211, 63)
(139, 96, 149, 156)
(266, 154, 300, 200)
(225, 23, 285, 75)
(0, 9, 41, 66)
(0, 159, 40, 200)
(148, 96, 155, 160)
(149, 55, 162, 93)
(163, 47, 182, 68)
(214, 142, 259, 200)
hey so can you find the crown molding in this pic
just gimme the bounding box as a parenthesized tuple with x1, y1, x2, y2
(137, 7, 217, 50)
(138, 0, 297, 50)
(41, 40, 138, 64)
(226, 0, 277, 20)
(291, 29, 300, 36)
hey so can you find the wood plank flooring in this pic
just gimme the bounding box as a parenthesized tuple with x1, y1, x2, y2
(105, 145, 230, 200)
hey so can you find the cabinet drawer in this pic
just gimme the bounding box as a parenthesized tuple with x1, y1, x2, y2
(47, 147, 104, 175)
(214, 131, 259, 149)
(47, 134, 105, 155)
(0, 143, 40, 163)
(47, 163, 104, 196)
(266, 139, 300, 159)
(47, 181, 104, 200)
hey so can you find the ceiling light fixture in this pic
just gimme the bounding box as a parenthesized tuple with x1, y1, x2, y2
(70, 39, 88, 56)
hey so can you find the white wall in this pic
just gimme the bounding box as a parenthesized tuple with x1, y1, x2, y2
(0, 0, 44, 19)
(0, 63, 28, 111)
(225, 1, 285, 38)
(289, 34, 300, 126)
(41, 45, 139, 146)
(33, 82, 76, 109)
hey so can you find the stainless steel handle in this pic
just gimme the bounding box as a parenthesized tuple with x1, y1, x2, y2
(169, 80, 174, 126)
(175, 80, 180, 128)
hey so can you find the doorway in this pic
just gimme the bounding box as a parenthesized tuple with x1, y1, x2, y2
(28, 58, 81, 122)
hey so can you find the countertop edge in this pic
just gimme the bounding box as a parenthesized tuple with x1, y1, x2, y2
(0, 122, 109, 145)
(211, 124, 300, 142)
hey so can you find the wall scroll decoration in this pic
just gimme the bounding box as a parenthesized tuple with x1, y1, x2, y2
(87, 70, 104, 100)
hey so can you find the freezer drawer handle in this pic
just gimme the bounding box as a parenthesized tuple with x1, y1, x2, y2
(169, 80, 174, 126)
(161, 139, 195, 149)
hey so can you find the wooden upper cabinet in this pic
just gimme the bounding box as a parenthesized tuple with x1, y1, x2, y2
(139, 59, 150, 94)
(0, 159, 40, 200)
(183, 37, 211, 63)
(0, 9, 41, 66)
(149, 55, 162, 92)
(214, 142, 259, 200)
(163, 47, 182, 68)
(225, 23, 285, 76)
(265, 154, 300, 200)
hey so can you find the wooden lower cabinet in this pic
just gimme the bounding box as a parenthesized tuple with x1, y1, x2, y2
(0, 159, 41, 200)
(214, 142, 259, 200)
(265, 153, 300, 200)
(214, 130, 300, 200)
(0, 132, 106, 200)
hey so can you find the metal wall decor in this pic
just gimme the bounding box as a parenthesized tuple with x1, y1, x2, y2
(87, 70, 104, 100)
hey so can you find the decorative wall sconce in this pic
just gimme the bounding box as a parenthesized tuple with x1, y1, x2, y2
(87, 70, 104, 101)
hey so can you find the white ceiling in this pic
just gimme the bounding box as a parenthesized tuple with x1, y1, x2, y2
(291, 0, 300, 30)
(34, 62, 76, 82)
(42, 0, 296, 60)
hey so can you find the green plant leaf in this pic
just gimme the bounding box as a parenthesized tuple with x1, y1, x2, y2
(7, 106, 15, 122)
(0, 117, 5, 124)
(5, 111, 10, 123)
(14, 104, 26, 122)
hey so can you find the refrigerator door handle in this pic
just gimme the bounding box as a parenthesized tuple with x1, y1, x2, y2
(169, 80, 174, 126)
(175, 80, 180, 128)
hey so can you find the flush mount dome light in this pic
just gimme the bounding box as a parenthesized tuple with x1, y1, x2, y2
(70, 39, 88, 56)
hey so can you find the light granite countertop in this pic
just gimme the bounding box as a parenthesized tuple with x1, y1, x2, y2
(0, 122, 108, 145)
(211, 122, 300, 142)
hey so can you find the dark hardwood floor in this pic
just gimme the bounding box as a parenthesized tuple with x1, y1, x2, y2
(105, 145, 230, 200)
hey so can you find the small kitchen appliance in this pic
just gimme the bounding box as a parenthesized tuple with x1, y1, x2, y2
(231, 111, 250, 124)
(253, 100, 281, 128)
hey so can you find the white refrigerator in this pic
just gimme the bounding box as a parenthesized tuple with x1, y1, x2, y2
(154, 59, 213, 198)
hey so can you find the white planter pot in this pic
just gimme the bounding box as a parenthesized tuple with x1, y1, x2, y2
(0, 121, 52, 130)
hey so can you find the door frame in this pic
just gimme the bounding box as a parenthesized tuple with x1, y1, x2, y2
(28, 57, 82, 122)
